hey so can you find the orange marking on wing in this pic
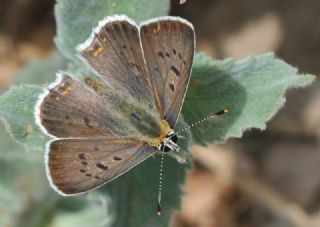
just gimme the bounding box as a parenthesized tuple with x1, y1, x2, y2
(93, 47, 104, 57)
(153, 23, 161, 34)
(62, 86, 74, 96)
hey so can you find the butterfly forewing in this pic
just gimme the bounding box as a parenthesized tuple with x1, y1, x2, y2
(36, 72, 116, 138)
(37, 71, 163, 141)
(140, 18, 195, 127)
(78, 15, 155, 108)
(47, 138, 156, 195)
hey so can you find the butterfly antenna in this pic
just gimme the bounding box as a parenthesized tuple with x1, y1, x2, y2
(157, 146, 165, 216)
(176, 108, 229, 135)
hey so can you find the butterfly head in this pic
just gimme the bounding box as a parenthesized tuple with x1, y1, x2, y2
(157, 131, 179, 152)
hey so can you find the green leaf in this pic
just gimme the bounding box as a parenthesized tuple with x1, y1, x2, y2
(101, 155, 186, 227)
(0, 124, 22, 227)
(0, 85, 49, 152)
(0, 119, 58, 227)
(55, 0, 170, 60)
(182, 53, 315, 145)
(15, 52, 67, 85)
(50, 193, 112, 227)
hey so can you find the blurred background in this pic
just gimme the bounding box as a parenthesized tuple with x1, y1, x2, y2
(0, 0, 320, 226)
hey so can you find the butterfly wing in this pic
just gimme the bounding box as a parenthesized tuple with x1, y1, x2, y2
(36, 72, 115, 138)
(35, 72, 159, 195)
(140, 17, 195, 128)
(36, 71, 162, 141)
(46, 138, 155, 195)
(77, 15, 156, 108)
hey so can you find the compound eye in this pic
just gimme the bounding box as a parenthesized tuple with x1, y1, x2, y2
(158, 142, 172, 152)
(170, 134, 178, 143)
(164, 144, 171, 152)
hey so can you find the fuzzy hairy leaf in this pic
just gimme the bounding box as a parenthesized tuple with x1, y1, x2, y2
(101, 155, 186, 227)
(15, 52, 66, 85)
(182, 53, 315, 145)
(50, 193, 112, 227)
(55, 0, 170, 60)
(0, 85, 49, 152)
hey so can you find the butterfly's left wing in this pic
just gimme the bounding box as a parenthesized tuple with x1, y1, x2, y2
(46, 138, 155, 195)
(77, 15, 156, 108)
(140, 17, 195, 128)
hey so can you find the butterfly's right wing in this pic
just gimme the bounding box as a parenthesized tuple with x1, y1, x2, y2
(140, 17, 195, 128)
(35, 72, 159, 196)
(77, 15, 195, 130)
(46, 138, 155, 195)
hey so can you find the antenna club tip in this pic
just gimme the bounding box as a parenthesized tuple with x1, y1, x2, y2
(157, 203, 162, 216)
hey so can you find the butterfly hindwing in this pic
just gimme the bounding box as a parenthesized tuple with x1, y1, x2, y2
(46, 138, 156, 195)
(140, 17, 195, 127)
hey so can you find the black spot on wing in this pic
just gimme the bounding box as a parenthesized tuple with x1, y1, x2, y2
(84, 117, 94, 129)
(154, 67, 160, 73)
(158, 51, 165, 59)
(172, 48, 177, 55)
(81, 161, 88, 166)
(113, 156, 123, 161)
(96, 162, 108, 170)
(169, 83, 175, 92)
(78, 153, 86, 159)
(170, 66, 180, 77)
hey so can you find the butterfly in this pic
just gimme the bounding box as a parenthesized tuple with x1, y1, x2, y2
(35, 15, 195, 196)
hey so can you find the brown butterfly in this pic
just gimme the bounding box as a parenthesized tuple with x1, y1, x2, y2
(35, 15, 195, 199)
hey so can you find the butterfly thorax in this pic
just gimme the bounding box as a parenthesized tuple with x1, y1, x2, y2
(115, 100, 173, 147)
(147, 119, 172, 147)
